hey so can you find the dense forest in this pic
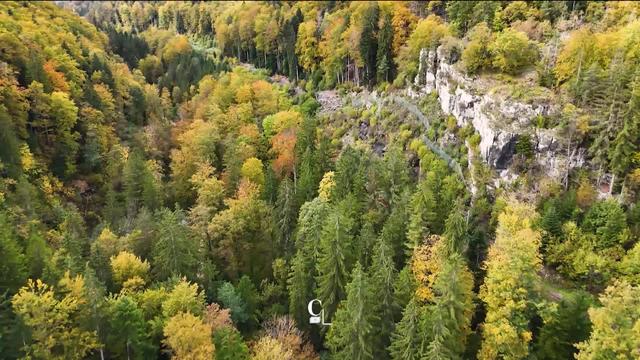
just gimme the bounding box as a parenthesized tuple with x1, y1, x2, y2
(1, 1, 640, 359)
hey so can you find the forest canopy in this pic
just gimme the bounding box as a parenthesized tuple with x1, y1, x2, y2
(1, 1, 640, 359)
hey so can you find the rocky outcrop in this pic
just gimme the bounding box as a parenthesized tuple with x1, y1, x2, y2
(410, 47, 584, 181)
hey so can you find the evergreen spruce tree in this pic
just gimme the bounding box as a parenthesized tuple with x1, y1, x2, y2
(288, 250, 315, 332)
(316, 198, 356, 318)
(326, 263, 375, 360)
(295, 197, 330, 255)
(151, 208, 199, 281)
(360, 3, 379, 86)
(443, 203, 468, 256)
(275, 177, 297, 254)
(354, 218, 376, 267)
(406, 181, 437, 255)
(388, 299, 424, 360)
(424, 253, 475, 360)
(380, 201, 409, 265)
(540, 203, 563, 239)
(610, 74, 640, 177)
(376, 12, 394, 83)
(296, 148, 318, 207)
(0, 212, 26, 293)
(369, 238, 399, 359)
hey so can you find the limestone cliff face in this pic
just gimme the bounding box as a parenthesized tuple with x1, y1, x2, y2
(410, 47, 584, 182)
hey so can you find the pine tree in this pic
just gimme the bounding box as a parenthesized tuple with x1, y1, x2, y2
(380, 201, 409, 266)
(443, 203, 468, 256)
(394, 265, 417, 310)
(382, 147, 411, 208)
(0, 212, 26, 293)
(355, 218, 377, 268)
(406, 181, 437, 255)
(217, 282, 249, 325)
(609, 73, 640, 177)
(24, 226, 51, 280)
(540, 203, 563, 239)
(295, 197, 330, 254)
(288, 250, 315, 332)
(124, 149, 161, 216)
(376, 12, 394, 83)
(316, 198, 356, 318)
(275, 177, 297, 254)
(334, 146, 368, 204)
(295, 148, 318, 207)
(0, 292, 23, 358)
(609, 121, 637, 177)
(424, 253, 475, 360)
(368, 238, 399, 359)
(534, 291, 593, 360)
(58, 206, 89, 275)
(82, 266, 107, 360)
(388, 299, 424, 360)
(360, 3, 379, 86)
(0, 107, 22, 178)
(151, 208, 199, 281)
(326, 263, 375, 360)
(589, 58, 632, 173)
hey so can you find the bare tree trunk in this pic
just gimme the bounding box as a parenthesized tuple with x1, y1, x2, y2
(609, 173, 615, 196)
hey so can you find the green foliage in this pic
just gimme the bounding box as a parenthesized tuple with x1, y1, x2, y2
(0, 212, 26, 293)
(326, 263, 375, 360)
(124, 150, 162, 215)
(368, 238, 399, 358)
(534, 290, 593, 360)
(288, 250, 315, 332)
(213, 326, 250, 360)
(582, 200, 627, 248)
(489, 29, 538, 75)
(105, 295, 153, 359)
(424, 253, 475, 360)
(575, 280, 640, 360)
(316, 196, 357, 318)
(162, 279, 206, 318)
(152, 208, 199, 281)
(397, 15, 450, 82)
(217, 282, 249, 325)
(462, 22, 493, 74)
(388, 299, 423, 360)
(4, 2, 640, 359)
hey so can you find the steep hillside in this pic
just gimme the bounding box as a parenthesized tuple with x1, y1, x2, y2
(1, 2, 639, 360)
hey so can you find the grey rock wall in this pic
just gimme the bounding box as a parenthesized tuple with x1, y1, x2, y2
(410, 47, 584, 182)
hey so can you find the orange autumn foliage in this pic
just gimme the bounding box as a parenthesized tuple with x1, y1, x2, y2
(43, 60, 69, 92)
(271, 129, 297, 179)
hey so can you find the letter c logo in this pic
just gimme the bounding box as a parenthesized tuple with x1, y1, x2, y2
(308, 299, 322, 317)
